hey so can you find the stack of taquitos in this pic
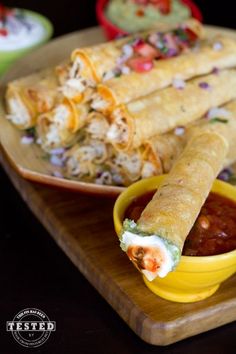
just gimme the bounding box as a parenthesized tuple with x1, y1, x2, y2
(35, 66, 236, 156)
(5, 19, 236, 189)
(63, 100, 236, 186)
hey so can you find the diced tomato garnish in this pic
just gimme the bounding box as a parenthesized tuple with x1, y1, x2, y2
(149, 0, 171, 14)
(0, 28, 8, 36)
(184, 27, 198, 42)
(127, 57, 154, 73)
(136, 9, 145, 17)
(132, 38, 145, 48)
(133, 42, 161, 59)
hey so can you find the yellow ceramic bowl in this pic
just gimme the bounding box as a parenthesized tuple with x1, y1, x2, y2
(113, 175, 236, 303)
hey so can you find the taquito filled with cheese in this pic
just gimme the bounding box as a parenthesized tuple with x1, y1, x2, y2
(120, 131, 228, 280)
(144, 101, 236, 175)
(92, 36, 236, 114)
(37, 98, 89, 152)
(107, 69, 236, 150)
(63, 139, 125, 185)
(63, 101, 236, 186)
(6, 68, 59, 130)
(110, 104, 236, 185)
(62, 19, 202, 103)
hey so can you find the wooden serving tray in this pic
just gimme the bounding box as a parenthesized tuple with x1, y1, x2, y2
(1, 26, 236, 346)
(1, 145, 236, 346)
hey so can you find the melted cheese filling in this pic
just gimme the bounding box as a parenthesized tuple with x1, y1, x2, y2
(7, 98, 31, 127)
(44, 105, 70, 148)
(114, 152, 141, 180)
(141, 161, 157, 179)
(61, 78, 86, 99)
(91, 94, 108, 111)
(107, 116, 128, 145)
(86, 116, 109, 140)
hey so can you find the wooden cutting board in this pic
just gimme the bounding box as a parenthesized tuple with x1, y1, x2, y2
(1, 26, 236, 346)
(1, 143, 236, 346)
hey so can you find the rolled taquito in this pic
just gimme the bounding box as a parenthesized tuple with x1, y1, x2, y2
(110, 149, 145, 185)
(120, 131, 228, 280)
(106, 101, 236, 186)
(61, 19, 203, 103)
(92, 36, 236, 114)
(37, 99, 89, 152)
(63, 139, 118, 184)
(107, 69, 236, 151)
(144, 100, 236, 175)
(85, 112, 110, 140)
(6, 68, 60, 130)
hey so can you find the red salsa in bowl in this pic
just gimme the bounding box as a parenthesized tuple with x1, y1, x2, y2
(125, 191, 236, 256)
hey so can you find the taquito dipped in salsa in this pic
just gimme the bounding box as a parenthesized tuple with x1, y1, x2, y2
(107, 69, 236, 151)
(92, 36, 236, 114)
(120, 131, 228, 280)
(62, 19, 202, 103)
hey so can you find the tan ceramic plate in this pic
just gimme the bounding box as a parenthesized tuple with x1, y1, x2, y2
(0, 25, 236, 197)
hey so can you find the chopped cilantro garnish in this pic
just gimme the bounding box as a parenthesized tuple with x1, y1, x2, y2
(228, 175, 236, 185)
(174, 28, 188, 41)
(210, 117, 228, 124)
(25, 127, 36, 137)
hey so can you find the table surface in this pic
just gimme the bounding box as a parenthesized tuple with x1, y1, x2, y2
(1, 1, 236, 353)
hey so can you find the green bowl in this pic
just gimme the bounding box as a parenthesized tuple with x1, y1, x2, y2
(0, 9, 53, 76)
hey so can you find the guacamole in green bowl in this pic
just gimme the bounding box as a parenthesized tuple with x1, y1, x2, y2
(106, 0, 191, 33)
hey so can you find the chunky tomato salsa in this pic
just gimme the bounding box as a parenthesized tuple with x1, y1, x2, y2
(125, 191, 236, 256)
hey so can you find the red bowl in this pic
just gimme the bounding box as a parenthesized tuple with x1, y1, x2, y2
(96, 0, 203, 40)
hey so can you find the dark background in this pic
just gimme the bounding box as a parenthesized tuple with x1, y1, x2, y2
(1, 1, 236, 353)
(3, 0, 236, 37)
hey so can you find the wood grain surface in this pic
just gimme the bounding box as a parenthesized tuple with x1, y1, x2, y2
(1, 26, 236, 346)
(1, 143, 236, 346)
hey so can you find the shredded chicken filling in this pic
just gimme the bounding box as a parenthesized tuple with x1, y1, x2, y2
(107, 116, 129, 145)
(7, 97, 31, 126)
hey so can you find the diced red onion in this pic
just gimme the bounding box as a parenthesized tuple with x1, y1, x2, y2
(21, 136, 34, 145)
(213, 42, 223, 51)
(172, 78, 186, 90)
(50, 155, 64, 167)
(217, 168, 232, 181)
(199, 82, 211, 90)
(166, 48, 178, 57)
(174, 126, 185, 136)
(122, 44, 134, 57)
(212, 67, 219, 75)
(51, 171, 64, 178)
(132, 37, 145, 48)
(207, 107, 230, 120)
(121, 65, 131, 75)
(50, 147, 65, 155)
